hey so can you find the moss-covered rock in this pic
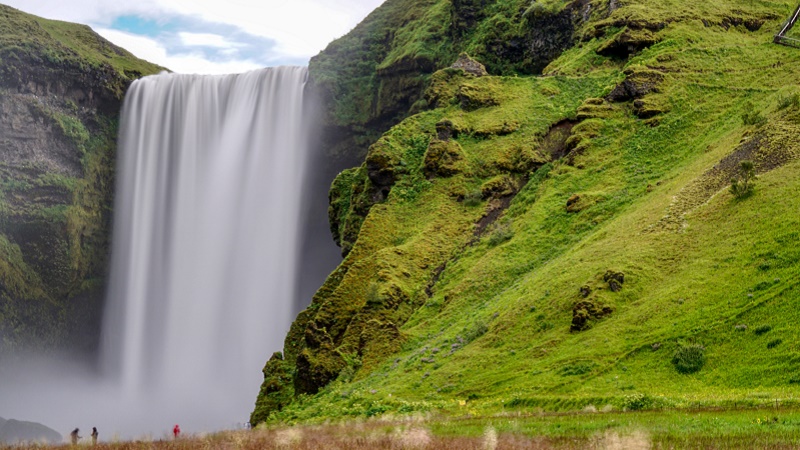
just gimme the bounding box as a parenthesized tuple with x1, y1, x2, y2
(257, 0, 800, 425)
(423, 140, 468, 178)
(481, 175, 518, 199)
(250, 352, 294, 424)
(597, 27, 661, 58)
(607, 68, 665, 102)
(458, 81, 500, 111)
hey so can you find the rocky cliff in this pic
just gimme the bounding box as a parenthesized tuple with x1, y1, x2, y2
(0, 5, 162, 357)
(308, 0, 589, 166)
(255, 0, 800, 424)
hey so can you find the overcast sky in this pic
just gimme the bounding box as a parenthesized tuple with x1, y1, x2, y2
(5, 0, 385, 74)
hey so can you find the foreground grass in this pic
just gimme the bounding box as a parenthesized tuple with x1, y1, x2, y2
(11, 408, 800, 449)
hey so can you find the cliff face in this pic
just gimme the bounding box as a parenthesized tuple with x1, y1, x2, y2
(0, 5, 162, 356)
(255, 0, 800, 424)
(307, 0, 588, 165)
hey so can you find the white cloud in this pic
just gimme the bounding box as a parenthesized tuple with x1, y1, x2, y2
(96, 28, 263, 75)
(4, 0, 386, 63)
(178, 32, 241, 49)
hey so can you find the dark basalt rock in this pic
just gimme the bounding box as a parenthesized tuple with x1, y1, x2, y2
(604, 270, 625, 292)
(597, 27, 661, 59)
(436, 119, 459, 141)
(450, 0, 492, 41)
(607, 69, 665, 102)
(566, 194, 582, 212)
(571, 301, 613, 332)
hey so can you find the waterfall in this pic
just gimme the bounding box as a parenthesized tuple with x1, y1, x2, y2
(100, 66, 310, 429)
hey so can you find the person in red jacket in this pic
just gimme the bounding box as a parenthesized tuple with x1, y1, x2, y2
(173, 424, 181, 439)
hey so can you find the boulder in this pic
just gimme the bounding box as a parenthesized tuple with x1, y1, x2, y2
(450, 53, 489, 77)
(571, 301, 613, 332)
(604, 270, 625, 292)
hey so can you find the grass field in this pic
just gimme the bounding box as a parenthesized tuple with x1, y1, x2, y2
(11, 408, 800, 449)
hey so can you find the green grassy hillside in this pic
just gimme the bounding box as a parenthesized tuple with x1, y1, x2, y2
(254, 0, 800, 424)
(308, 0, 587, 161)
(0, 4, 163, 354)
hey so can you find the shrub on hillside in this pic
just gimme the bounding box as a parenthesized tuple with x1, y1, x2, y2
(730, 160, 756, 199)
(742, 102, 767, 126)
(487, 219, 514, 246)
(463, 320, 489, 344)
(622, 393, 654, 411)
(672, 343, 705, 374)
(463, 189, 483, 207)
(754, 325, 772, 335)
(778, 93, 800, 110)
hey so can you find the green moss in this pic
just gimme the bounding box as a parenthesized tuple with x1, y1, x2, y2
(0, 5, 163, 97)
(251, 352, 295, 424)
(0, 6, 161, 352)
(257, 0, 800, 425)
(423, 140, 468, 177)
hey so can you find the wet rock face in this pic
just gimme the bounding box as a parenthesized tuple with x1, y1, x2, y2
(0, 16, 158, 354)
(0, 96, 83, 178)
(522, 0, 590, 73)
(450, 0, 492, 41)
(0, 82, 116, 355)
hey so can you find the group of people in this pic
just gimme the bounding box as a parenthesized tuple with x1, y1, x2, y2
(69, 427, 98, 445)
(69, 425, 181, 445)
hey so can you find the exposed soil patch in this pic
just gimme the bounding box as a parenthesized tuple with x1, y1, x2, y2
(474, 195, 517, 239)
(651, 122, 800, 232)
(425, 262, 449, 298)
(540, 120, 576, 160)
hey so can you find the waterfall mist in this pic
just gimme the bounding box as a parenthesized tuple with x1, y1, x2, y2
(0, 66, 327, 438)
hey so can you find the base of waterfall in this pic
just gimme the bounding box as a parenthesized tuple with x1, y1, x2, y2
(0, 356, 251, 439)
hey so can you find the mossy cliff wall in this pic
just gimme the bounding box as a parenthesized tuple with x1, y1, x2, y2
(0, 5, 162, 356)
(307, 0, 590, 164)
(255, 0, 800, 424)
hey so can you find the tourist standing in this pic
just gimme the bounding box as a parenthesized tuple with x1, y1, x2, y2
(69, 428, 81, 445)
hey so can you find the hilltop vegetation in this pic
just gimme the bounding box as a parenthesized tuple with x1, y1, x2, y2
(0, 5, 162, 354)
(254, 0, 800, 425)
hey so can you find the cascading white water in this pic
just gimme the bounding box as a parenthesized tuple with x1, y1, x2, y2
(100, 66, 310, 429)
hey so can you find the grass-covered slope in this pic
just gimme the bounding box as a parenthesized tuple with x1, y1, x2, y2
(0, 4, 163, 354)
(255, 0, 800, 423)
(308, 0, 588, 161)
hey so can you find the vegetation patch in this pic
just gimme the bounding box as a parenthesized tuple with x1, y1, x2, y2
(671, 343, 705, 374)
